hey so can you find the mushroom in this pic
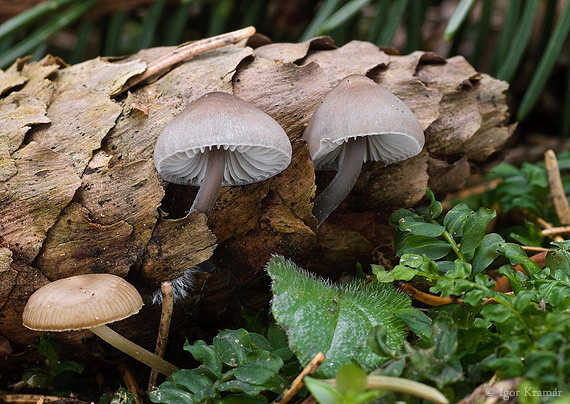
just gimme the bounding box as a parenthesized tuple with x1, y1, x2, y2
(22, 274, 178, 377)
(303, 74, 425, 226)
(154, 91, 292, 215)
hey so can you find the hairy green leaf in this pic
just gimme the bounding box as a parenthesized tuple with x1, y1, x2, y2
(267, 256, 410, 377)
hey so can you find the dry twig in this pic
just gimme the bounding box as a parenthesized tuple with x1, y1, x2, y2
(118, 26, 256, 94)
(397, 282, 462, 306)
(520, 245, 550, 252)
(273, 352, 326, 404)
(148, 280, 174, 391)
(0, 395, 86, 404)
(117, 362, 143, 404)
(545, 149, 570, 224)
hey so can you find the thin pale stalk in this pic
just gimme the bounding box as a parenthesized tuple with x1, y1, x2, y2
(90, 325, 178, 377)
(190, 147, 226, 215)
(313, 137, 366, 227)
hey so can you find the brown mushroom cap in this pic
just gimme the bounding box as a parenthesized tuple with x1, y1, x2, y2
(22, 274, 143, 332)
(303, 74, 425, 170)
(154, 91, 292, 187)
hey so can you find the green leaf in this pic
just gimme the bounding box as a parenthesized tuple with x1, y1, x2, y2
(320, 0, 374, 34)
(267, 256, 410, 378)
(249, 333, 273, 352)
(485, 355, 524, 378)
(546, 248, 570, 274)
(299, 0, 344, 41)
(463, 289, 485, 306)
(217, 379, 268, 396)
(444, 0, 476, 40)
(495, 0, 540, 82)
(500, 243, 542, 277)
(426, 188, 443, 218)
(184, 340, 223, 377)
(336, 364, 368, 394)
(22, 366, 52, 388)
(374, 358, 405, 377)
(480, 304, 512, 323)
(397, 235, 452, 260)
(170, 368, 216, 397)
(473, 233, 504, 274)
(213, 329, 253, 367)
(0, 0, 96, 69)
(389, 264, 418, 281)
(267, 323, 294, 362)
(389, 209, 420, 227)
(447, 260, 472, 279)
(0, 0, 77, 41)
(401, 254, 424, 268)
(50, 360, 85, 376)
(367, 325, 398, 358)
(497, 264, 525, 294)
(544, 285, 570, 308)
(443, 203, 471, 239)
(518, 3, 570, 120)
(218, 395, 268, 404)
(233, 350, 283, 385)
(372, 264, 394, 282)
(375, 0, 409, 46)
(149, 381, 196, 404)
(304, 377, 344, 404)
(394, 308, 432, 339)
(459, 207, 496, 259)
(432, 316, 457, 361)
(513, 291, 535, 313)
(398, 216, 445, 237)
(34, 334, 62, 367)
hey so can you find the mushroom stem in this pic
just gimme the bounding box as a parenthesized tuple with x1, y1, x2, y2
(90, 325, 178, 377)
(313, 136, 366, 227)
(190, 147, 226, 215)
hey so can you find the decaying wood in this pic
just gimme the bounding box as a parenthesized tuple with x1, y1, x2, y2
(0, 33, 515, 368)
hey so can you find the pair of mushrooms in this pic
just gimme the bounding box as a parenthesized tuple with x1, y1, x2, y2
(153, 74, 424, 225)
(22, 74, 424, 377)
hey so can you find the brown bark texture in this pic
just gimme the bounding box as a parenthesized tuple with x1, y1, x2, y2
(0, 37, 514, 368)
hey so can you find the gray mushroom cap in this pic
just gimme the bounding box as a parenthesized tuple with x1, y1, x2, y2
(303, 74, 425, 170)
(154, 92, 292, 186)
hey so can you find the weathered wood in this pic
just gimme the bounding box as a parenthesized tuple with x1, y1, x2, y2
(0, 35, 515, 367)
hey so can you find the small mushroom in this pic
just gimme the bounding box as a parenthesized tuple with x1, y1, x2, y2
(303, 74, 425, 226)
(154, 91, 292, 215)
(22, 274, 178, 376)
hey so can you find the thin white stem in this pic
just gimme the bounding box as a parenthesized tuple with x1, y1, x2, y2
(190, 147, 226, 215)
(366, 376, 448, 404)
(313, 137, 366, 227)
(324, 376, 448, 404)
(90, 325, 178, 377)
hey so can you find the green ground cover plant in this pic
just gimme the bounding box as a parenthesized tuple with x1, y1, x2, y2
(148, 187, 570, 403)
